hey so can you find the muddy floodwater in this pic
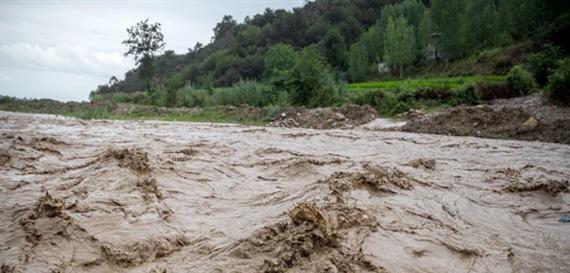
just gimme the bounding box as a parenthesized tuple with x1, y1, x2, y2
(0, 111, 569, 273)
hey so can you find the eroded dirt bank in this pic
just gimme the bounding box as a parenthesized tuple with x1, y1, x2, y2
(0, 111, 569, 273)
(401, 93, 570, 144)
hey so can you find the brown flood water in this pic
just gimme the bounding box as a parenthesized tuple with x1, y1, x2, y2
(0, 111, 569, 273)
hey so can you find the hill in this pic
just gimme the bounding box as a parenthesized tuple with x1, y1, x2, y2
(93, 0, 569, 97)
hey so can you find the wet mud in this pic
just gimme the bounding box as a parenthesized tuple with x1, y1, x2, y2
(401, 94, 570, 144)
(0, 111, 569, 273)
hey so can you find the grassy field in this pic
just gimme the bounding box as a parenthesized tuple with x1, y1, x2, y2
(0, 97, 269, 125)
(348, 75, 506, 91)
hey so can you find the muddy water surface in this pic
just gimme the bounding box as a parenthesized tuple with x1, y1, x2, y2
(0, 111, 569, 273)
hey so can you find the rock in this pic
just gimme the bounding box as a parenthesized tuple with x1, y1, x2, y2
(398, 109, 425, 120)
(559, 215, 570, 223)
(334, 112, 346, 120)
(519, 117, 538, 133)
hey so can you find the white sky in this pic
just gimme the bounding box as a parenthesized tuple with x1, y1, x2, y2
(0, 0, 304, 101)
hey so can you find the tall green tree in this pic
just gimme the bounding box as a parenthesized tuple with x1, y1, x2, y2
(122, 19, 166, 92)
(322, 27, 348, 70)
(358, 23, 383, 64)
(264, 44, 297, 89)
(348, 42, 368, 82)
(503, 0, 552, 39)
(418, 10, 433, 58)
(432, 0, 465, 60)
(463, 0, 499, 51)
(384, 16, 416, 78)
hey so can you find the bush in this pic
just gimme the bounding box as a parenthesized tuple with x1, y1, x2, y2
(73, 109, 112, 120)
(346, 89, 385, 108)
(444, 85, 479, 106)
(545, 59, 570, 105)
(528, 44, 562, 86)
(264, 104, 283, 120)
(288, 46, 343, 108)
(346, 89, 407, 116)
(307, 73, 344, 107)
(507, 65, 536, 96)
(178, 86, 212, 107)
(212, 80, 275, 107)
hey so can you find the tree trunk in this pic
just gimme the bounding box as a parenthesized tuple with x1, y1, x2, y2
(146, 78, 151, 93)
(400, 65, 404, 79)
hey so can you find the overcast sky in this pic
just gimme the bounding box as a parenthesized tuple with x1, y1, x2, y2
(0, 0, 304, 101)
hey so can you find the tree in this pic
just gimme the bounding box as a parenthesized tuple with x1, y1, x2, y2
(357, 23, 383, 64)
(384, 16, 416, 78)
(237, 25, 261, 48)
(432, 0, 465, 60)
(418, 10, 433, 56)
(213, 15, 237, 41)
(348, 43, 368, 82)
(463, 0, 499, 51)
(289, 46, 340, 107)
(189, 42, 203, 53)
(264, 44, 297, 89)
(122, 19, 166, 92)
(321, 27, 347, 70)
(108, 76, 119, 86)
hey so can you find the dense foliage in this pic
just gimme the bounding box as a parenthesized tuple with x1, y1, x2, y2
(507, 66, 536, 96)
(91, 0, 569, 111)
(546, 59, 570, 105)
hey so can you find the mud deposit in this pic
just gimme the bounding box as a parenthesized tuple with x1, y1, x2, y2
(1, 111, 569, 273)
(271, 104, 377, 129)
(401, 94, 570, 144)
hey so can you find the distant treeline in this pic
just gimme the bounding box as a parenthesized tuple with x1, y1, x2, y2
(93, 0, 569, 95)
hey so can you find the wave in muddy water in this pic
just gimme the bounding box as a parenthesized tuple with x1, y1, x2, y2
(0, 112, 569, 273)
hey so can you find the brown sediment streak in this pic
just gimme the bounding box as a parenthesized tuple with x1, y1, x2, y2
(0, 111, 569, 273)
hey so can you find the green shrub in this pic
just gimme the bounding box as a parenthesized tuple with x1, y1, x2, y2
(212, 80, 275, 107)
(272, 90, 290, 107)
(73, 109, 112, 120)
(545, 59, 570, 105)
(507, 65, 536, 96)
(264, 104, 283, 120)
(346, 89, 385, 108)
(148, 87, 167, 107)
(528, 44, 562, 86)
(393, 88, 415, 104)
(378, 93, 408, 116)
(288, 46, 343, 108)
(178, 86, 212, 107)
(390, 101, 410, 115)
(307, 73, 344, 107)
(452, 85, 480, 106)
(346, 89, 408, 116)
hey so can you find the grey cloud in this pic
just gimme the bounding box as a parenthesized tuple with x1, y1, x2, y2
(0, 0, 305, 101)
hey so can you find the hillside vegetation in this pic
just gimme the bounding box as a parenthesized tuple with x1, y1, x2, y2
(3, 0, 568, 121)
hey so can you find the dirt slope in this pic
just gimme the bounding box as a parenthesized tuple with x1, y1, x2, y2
(401, 93, 570, 144)
(0, 111, 569, 273)
(270, 104, 378, 129)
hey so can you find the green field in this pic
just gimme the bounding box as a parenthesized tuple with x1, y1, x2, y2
(348, 75, 506, 91)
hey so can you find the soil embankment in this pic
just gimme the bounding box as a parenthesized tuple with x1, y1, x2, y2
(401, 93, 570, 144)
(270, 104, 378, 129)
(0, 111, 569, 273)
